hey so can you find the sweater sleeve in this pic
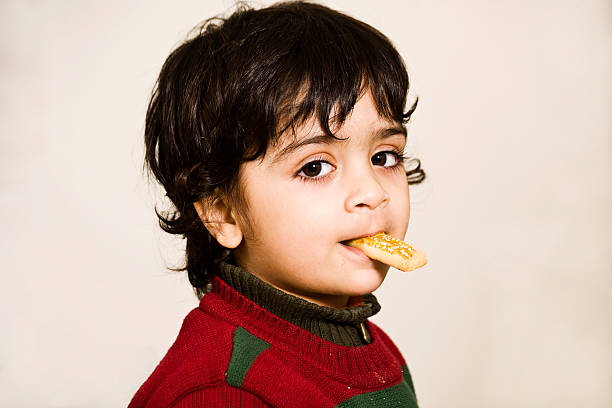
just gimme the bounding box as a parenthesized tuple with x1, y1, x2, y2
(171, 384, 271, 408)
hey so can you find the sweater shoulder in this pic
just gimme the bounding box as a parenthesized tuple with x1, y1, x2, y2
(367, 320, 418, 396)
(128, 306, 237, 408)
(367, 320, 407, 365)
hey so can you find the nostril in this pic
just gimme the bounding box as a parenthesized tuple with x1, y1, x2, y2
(345, 180, 390, 211)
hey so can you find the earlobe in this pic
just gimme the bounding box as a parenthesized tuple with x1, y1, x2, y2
(193, 197, 243, 249)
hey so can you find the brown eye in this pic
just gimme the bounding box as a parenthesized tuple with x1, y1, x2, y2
(303, 162, 322, 177)
(371, 151, 399, 167)
(298, 161, 334, 179)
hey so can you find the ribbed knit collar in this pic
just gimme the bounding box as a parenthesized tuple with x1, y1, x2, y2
(201, 274, 403, 389)
(218, 261, 381, 347)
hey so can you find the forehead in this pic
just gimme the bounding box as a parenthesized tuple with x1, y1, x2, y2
(292, 90, 400, 136)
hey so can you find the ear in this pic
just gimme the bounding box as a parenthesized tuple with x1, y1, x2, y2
(193, 195, 243, 249)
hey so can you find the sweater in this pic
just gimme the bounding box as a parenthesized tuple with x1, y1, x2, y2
(217, 261, 381, 347)
(128, 264, 419, 407)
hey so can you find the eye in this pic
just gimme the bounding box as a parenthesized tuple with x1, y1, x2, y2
(371, 151, 402, 167)
(298, 160, 334, 179)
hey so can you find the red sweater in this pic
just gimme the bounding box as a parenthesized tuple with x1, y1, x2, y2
(129, 276, 418, 407)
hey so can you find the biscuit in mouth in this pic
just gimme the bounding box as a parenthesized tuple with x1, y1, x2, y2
(344, 233, 427, 272)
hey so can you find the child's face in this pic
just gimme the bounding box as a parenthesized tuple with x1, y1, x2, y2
(232, 91, 411, 308)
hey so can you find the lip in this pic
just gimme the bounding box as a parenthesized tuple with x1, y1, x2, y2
(339, 241, 372, 262)
(339, 229, 386, 245)
(338, 229, 386, 264)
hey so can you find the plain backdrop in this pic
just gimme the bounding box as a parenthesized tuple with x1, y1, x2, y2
(1, 1, 610, 407)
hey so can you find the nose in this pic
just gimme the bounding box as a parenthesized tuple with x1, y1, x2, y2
(344, 167, 390, 212)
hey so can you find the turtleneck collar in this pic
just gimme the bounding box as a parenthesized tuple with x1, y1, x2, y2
(217, 261, 381, 347)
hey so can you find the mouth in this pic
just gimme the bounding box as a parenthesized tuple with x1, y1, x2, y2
(339, 231, 385, 262)
(340, 230, 386, 246)
(339, 241, 370, 261)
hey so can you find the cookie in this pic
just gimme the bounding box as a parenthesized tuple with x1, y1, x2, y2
(345, 233, 427, 272)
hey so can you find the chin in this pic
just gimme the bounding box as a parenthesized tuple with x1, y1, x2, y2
(343, 267, 388, 296)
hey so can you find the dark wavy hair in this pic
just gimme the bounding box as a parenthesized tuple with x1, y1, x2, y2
(145, 0, 426, 298)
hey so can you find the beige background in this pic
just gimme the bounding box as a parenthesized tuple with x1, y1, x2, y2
(1, 0, 610, 407)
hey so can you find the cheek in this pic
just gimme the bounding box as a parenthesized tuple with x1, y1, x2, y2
(243, 178, 315, 239)
(389, 175, 411, 228)
(253, 184, 338, 251)
(401, 183, 411, 228)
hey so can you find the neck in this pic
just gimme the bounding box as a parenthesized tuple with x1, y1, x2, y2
(217, 261, 381, 346)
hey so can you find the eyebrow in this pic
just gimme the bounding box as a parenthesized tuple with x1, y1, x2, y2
(271, 125, 407, 165)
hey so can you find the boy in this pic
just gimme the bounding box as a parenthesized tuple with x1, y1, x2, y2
(130, 1, 425, 406)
